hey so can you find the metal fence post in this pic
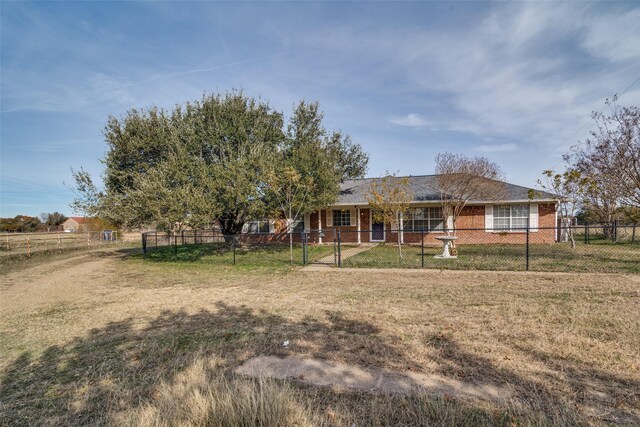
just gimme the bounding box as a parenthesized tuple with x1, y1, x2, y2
(333, 228, 337, 266)
(583, 223, 587, 244)
(632, 223, 637, 244)
(305, 232, 309, 265)
(181, 230, 185, 245)
(525, 222, 530, 271)
(233, 243, 236, 265)
(337, 229, 342, 268)
(155, 232, 158, 249)
(142, 233, 147, 257)
(421, 229, 425, 268)
(174, 233, 178, 256)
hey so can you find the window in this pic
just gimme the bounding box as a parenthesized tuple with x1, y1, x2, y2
(493, 205, 529, 231)
(333, 209, 351, 227)
(291, 219, 304, 233)
(403, 207, 444, 231)
(246, 220, 270, 234)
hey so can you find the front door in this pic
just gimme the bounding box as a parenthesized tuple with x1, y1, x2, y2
(371, 221, 385, 242)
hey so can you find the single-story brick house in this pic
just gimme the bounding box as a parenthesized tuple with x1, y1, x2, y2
(242, 175, 558, 245)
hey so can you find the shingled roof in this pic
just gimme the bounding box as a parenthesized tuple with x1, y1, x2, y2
(334, 174, 557, 206)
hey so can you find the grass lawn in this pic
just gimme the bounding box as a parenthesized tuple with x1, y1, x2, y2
(1, 249, 638, 425)
(139, 242, 336, 272)
(342, 242, 640, 273)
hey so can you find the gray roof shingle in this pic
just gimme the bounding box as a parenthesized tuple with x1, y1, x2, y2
(335, 174, 557, 206)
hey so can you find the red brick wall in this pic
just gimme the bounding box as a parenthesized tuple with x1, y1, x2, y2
(241, 203, 557, 245)
(310, 204, 556, 245)
(446, 203, 557, 245)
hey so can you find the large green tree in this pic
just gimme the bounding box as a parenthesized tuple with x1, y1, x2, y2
(71, 107, 179, 227)
(180, 93, 284, 234)
(72, 92, 367, 235)
(265, 101, 368, 261)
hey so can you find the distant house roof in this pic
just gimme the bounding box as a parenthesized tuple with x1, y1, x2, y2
(68, 217, 87, 223)
(333, 174, 557, 206)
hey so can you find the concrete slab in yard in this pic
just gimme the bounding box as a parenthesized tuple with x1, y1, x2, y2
(236, 355, 512, 403)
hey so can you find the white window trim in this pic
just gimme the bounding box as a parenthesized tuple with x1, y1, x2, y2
(403, 207, 446, 233)
(331, 209, 354, 227)
(529, 204, 539, 232)
(491, 204, 531, 233)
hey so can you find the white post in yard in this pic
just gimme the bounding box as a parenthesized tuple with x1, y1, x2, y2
(356, 207, 361, 244)
(399, 212, 404, 244)
(318, 210, 323, 244)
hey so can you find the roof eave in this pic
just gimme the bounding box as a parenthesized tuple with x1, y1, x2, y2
(329, 198, 558, 208)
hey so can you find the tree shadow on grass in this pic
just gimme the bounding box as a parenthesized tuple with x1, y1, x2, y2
(140, 243, 304, 266)
(511, 343, 640, 425)
(426, 333, 639, 425)
(143, 243, 231, 262)
(1, 303, 627, 425)
(0, 304, 406, 425)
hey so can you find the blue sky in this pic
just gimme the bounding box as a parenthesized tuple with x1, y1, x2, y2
(1, 1, 639, 217)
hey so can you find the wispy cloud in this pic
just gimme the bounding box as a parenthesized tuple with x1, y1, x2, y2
(300, 2, 640, 149)
(1, 55, 284, 115)
(475, 143, 517, 153)
(2, 1, 640, 216)
(389, 113, 428, 127)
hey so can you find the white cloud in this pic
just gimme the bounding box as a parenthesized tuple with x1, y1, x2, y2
(300, 2, 639, 156)
(475, 143, 517, 153)
(581, 8, 640, 62)
(389, 113, 428, 127)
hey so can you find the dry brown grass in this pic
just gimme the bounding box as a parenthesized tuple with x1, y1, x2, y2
(0, 249, 638, 425)
(116, 356, 317, 427)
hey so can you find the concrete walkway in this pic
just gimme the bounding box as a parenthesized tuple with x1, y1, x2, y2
(303, 244, 377, 271)
(236, 355, 512, 403)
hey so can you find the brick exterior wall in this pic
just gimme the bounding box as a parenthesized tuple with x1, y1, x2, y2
(309, 203, 556, 245)
(239, 203, 557, 245)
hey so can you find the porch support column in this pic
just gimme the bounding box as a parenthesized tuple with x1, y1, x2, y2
(318, 210, 323, 244)
(357, 207, 361, 244)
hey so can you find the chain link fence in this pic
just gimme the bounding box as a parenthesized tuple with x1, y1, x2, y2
(141, 230, 334, 267)
(141, 224, 639, 273)
(335, 224, 639, 273)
